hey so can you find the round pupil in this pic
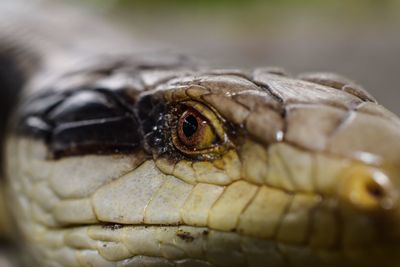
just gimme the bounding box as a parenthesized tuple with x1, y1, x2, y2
(182, 114, 198, 138)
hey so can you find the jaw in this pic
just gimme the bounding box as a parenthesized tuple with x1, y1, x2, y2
(25, 224, 315, 267)
(7, 137, 400, 267)
(20, 223, 400, 267)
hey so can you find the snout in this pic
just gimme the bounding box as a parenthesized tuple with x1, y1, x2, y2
(335, 164, 400, 266)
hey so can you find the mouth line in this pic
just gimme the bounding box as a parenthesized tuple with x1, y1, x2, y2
(34, 222, 400, 267)
(49, 222, 400, 250)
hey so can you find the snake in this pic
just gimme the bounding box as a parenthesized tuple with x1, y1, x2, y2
(1, 1, 400, 267)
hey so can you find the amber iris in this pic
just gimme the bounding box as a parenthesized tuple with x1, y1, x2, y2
(178, 109, 205, 147)
(176, 104, 220, 152)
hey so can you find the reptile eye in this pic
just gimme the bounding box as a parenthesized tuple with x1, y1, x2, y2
(177, 109, 217, 149)
(172, 101, 227, 158)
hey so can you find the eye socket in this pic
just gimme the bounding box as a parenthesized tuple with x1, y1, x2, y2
(172, 101, 227, 157)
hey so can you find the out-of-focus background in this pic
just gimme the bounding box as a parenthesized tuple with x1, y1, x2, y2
(73, 0, 400, 114)
(2, 0, 399, 114)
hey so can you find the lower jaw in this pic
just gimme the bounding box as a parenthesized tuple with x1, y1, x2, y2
(19, 224, 400, 267)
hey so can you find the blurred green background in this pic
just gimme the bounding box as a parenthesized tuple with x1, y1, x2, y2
(80, 0, 399, 113)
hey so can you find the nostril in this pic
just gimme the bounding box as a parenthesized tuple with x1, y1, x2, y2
(339, 165, 395, 212)
(366, 180, 385, 199)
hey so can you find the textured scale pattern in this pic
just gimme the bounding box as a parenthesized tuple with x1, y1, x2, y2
(5, 58, 400, 267)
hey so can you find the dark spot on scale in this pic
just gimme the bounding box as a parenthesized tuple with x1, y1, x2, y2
(202, 230, 209, 236)
(176, 229, 195, 242)
(102, 224, 123, 231)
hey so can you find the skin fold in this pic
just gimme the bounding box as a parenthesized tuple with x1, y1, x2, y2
(2, 56, 400, 267)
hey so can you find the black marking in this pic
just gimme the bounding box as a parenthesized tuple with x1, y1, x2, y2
(52, 116, 141, 158)
(48, 90, 125, 123)
(136, 93, 170, 155)
(17, 87, 144, 158)
(102, 224, 124, 230)
(176, 229, 195, 242)
(20, 91, 66, 118)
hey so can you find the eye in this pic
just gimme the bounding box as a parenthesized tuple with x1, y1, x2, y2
(177, 109, 217, 149)
(172, 101, 227, 157)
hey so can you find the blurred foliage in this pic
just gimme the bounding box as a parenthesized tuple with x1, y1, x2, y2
(82, 0, 397, 13)
(84, 0, 393, 8)
(78, 0, 400, 26)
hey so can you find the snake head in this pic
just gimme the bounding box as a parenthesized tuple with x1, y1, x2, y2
(5, 59, 400, 267)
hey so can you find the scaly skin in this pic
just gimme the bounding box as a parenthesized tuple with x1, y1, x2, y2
(1, 2, 400, 267)
(3, 58, 400, 267)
